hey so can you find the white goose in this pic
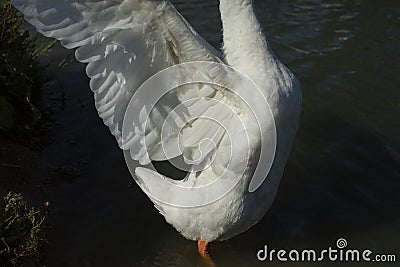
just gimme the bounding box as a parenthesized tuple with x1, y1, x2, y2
(12, 0, 301, 262)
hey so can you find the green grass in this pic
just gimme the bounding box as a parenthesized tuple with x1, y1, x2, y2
(0, 1, 53, 265)
(0, 0, 55, 131)
(0, 192, 46, 266)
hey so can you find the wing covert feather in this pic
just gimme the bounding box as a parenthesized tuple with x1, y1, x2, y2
(12, 0, 246, 177)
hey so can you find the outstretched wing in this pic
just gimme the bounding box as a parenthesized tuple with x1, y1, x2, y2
(12, 0, 260, 195)
(13, 0, 272, 208)
(13, 0, 225, 155)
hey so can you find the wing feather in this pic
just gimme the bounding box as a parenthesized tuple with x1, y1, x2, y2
(12, 0, 247, 180)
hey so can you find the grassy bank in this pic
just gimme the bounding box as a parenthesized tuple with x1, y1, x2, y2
(0, 0, 54, 266)
(0, 0, 55, 131)
(0, 192, 46, 266)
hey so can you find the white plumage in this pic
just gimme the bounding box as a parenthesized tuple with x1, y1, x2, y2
(12, 0, 301, 243)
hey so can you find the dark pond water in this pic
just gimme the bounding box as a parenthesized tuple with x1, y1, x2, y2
(37, 0, 399, 266)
